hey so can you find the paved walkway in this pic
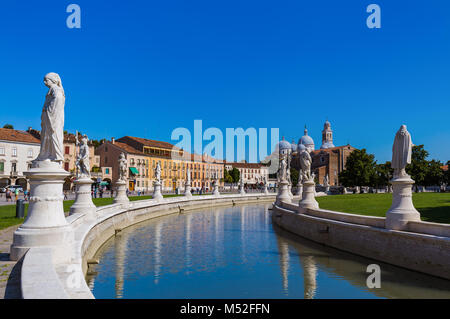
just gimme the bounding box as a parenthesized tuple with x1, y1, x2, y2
(0, 225, 21, 299)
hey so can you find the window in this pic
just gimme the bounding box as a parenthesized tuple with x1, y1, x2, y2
(0, 147, 4, 155)
(12, 148, 17, 157)
(65, 146, 70, 155)
(27, 149, 33, 158)
(105, 168, 110, 174)
(0, 162, 4, 172)
(11, 162, 16, 172)
(64, 162, 69, 171)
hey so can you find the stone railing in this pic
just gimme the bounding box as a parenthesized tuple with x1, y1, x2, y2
(17, 192, 277, 299)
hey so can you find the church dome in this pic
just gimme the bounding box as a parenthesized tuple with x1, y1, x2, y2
(278, 137, 291, 151)
(298, 127, 315, 150)
(291, 140, 298, 152)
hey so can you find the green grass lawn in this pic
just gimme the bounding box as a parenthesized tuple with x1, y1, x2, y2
(0, 194, 189, 231)
(317, 192, 450, 224)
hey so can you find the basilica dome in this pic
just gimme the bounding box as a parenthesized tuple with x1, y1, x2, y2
(278, 137, 291, 152)
(298, 127, 315, 152)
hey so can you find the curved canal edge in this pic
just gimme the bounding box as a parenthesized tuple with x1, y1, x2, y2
(272, 202, 450, 281)
(19, 194, 277, 299)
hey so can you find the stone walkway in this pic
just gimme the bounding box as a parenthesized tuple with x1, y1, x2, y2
(0, 225, 21, 299)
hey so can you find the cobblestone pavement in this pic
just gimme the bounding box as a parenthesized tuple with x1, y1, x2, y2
(0, 225, 21, 299)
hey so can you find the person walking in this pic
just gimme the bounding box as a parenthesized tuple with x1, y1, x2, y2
(6, 189, 11, 202)
(15, 188, 19, 201)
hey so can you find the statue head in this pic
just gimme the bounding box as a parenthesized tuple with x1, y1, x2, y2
(44, 72, 64, 94)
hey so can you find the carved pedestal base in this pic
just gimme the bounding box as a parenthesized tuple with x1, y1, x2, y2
(296, 185, 303, 197)
(10, 160, 74, 263)
(152, 181, 163, 201)
(70, 177, 96, 216)
(276, 180, 291, 205)
(114, 180, 129, 208)
(184, 182, 192, 197)
(385, 177, 421, 230)
(288, 185, 294, 199)
(298, 179, 319, 214)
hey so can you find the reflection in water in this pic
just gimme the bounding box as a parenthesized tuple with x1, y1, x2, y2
(88, 204, 450, 299)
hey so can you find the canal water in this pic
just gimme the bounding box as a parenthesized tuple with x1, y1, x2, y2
(87, 204, 450, 299)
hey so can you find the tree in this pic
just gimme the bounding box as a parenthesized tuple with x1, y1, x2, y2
(424, 160, 443, 187)
(338, 149, 376, 189)
(223, 169, 233, 184)
(444, 161, 450, 186)
(373, 161, 393, 189)
(230, 167, 240, 184)
(406, 145, 428, 191)
(3, 124, 13, 129)
(290, 167, 299, 186)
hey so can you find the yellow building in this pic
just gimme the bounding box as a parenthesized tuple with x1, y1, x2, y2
(96, 136, 223, 192)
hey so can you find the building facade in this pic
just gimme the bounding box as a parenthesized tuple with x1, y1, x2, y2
(0, 128, 41, 190)
(96, 136, 224, 192)
(224, 162, 269, 186)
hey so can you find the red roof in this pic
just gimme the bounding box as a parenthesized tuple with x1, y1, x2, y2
(0, 128, 40, 144)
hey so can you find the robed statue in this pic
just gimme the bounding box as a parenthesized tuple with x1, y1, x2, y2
(392, 125, 413, 178)
(279, 154, 287, 182)
(75, 134, 90, 178)
(299, 151, 312, 181)
(118, 152, 127, 181)
(155, 162, 161, 183)
(186, 167, 191, 183)
(35, 72, 65, 163)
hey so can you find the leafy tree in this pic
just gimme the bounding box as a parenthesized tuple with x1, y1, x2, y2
(3, 124, 13, 129)
(223, 169, 233, 184)
(290, 167, 299, 186)
(424, 160, 443, 187)
(444, 161, 450, 185)
(338, 149, 376, 188)
(406, 145, 428, 191)
(373, 161, 393, 188)
(229, 167, 240, 184)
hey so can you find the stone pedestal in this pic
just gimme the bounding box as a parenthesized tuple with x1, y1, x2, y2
(276, 180, 291, 205)
(10, 160, 74, 263)
(288, 184, 294, 199)
(298, 179, 319, 214)
(325, 186, 330, 193)
(296, 185, 303, 197)
(385, 177, 421, 230)
(184, 181, 192, 197)
(152, 181, 163, 201)
(212, 182, 220, 196)
(70, 177, 96, 216)
(114, 180, 129, 207)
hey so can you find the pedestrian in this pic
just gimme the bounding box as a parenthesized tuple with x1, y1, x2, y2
(6, 190, 11, 202)
(64, 190, 68, 200)
(15, 188, 19, 201)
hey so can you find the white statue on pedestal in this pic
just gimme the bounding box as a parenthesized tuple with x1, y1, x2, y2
(75, 134, 90, 178)
(35, 72, 65, 164)
(392, 125, 413, 179)
(323, 174, 329, 187)
(279, 155, 287, 182)
(299, 151, 312, 181)
(186, 167, 191, 183)
(155, 162, 161, 183)
(118, 152, 127, 182)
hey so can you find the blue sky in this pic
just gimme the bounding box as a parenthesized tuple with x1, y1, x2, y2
(0, 1, 449, 163)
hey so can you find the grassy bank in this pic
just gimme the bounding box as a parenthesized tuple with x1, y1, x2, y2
(316, 193, 450, 224)
(0, 194, 186, 230)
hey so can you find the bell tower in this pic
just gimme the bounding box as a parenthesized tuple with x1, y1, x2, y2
(321, 120, 335, 149)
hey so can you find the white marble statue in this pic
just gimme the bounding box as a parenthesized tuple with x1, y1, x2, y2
(392, 125, 413, 178)
(186, 167, 191, 183)
(279, 154, 287, 182)
(75, 134, 90, 178)
(35, 72, 65, 163)
(299, 151, 312, 181)
(118, 152, 127, 182)
(286, 155, 291, 184)
(155, 162, 161, 183)
(323, 174, 329, 186)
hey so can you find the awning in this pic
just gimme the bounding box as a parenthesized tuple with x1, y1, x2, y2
(100, 181, 109, 186)
(129, 167, 139, 175)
